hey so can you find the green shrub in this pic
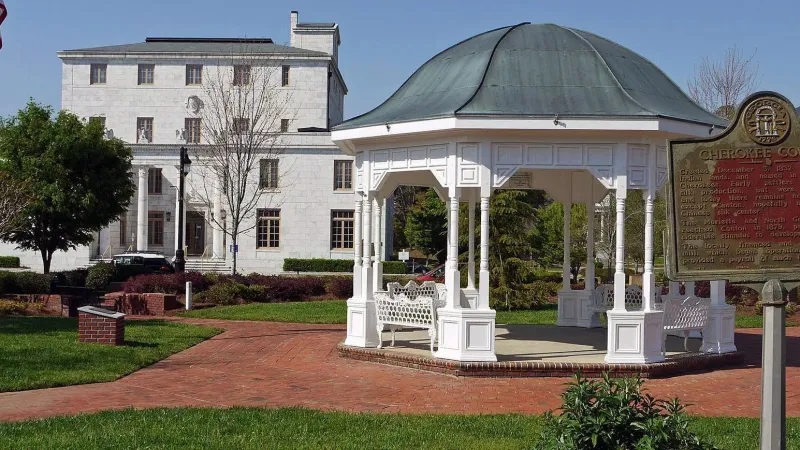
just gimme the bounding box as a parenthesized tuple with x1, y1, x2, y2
(382, 261, 407, 274)
(85, 262, 116, 290)
(0, 271, 17, 295)
(490, 281, 560, 311)
(0, 299, 28, 316)
(194, 282, 247, 305)
(541, 373, 716, 449)
(283, 258, 353, 272)
(51, 269, 89, 287)
(13, 272, 53, 294)
(325, 276, 353, 298)
(382, 275, 416, 289)
(0, 256, 20, 268)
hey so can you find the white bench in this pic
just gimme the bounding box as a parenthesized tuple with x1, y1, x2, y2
(375, 281, 447, 354)
(661, 297, 711, 355)
(585, 285, 663, 328)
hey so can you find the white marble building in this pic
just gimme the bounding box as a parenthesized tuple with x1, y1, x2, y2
(0, 11, 388, 274)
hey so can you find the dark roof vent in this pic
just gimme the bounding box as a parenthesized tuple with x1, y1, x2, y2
(144, 37, 274, 44)
(297, 126, 328, 132)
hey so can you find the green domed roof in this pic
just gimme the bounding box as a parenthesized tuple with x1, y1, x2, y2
(335, 23, 727, 130)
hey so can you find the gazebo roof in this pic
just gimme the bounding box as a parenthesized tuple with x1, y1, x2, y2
(334, 23, 727, 130)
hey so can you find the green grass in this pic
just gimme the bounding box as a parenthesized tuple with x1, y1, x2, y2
(0, 317, 220, 392)
(0, 407, 796, 449)
(182, 300, 348, 324)
(496, 304, 558, 325)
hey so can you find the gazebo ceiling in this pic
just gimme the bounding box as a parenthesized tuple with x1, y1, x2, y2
(334, 23, 727, 131)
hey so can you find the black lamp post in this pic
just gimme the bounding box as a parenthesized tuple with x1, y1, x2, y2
(174, 146, 192, 273)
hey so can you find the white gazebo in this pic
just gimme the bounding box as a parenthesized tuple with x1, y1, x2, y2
(331, 23, 738, 364)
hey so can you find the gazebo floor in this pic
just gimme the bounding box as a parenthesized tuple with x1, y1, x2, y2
(338, 324, 745, 378)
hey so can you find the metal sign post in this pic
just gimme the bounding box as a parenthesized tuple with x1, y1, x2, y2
(761, 279, 787, 450)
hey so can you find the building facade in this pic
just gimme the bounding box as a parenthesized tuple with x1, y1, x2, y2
(0, 11, 391, 274)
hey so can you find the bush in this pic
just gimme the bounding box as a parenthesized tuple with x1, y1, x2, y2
(51, 269, 89, 288)
(0, 256, 20, 268)
(541, 373, 716, 450)
(123, 272, 208, 294)
(246, 274, 326, 301)
(528, 269, 563, 284)
(490, 281, 561, 310)
(85, 262, 116, 290)
(13, 272, 53, 294)
(283, 258, 353, 273)
(0, 271, 17, 295)
(0, 299, 28, 316)
(193, 282, 247, 305)
(326, 276, 353, 299)
(382, 261, 407, 274)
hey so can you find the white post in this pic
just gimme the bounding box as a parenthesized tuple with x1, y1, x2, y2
(372, 196, 383, 293)
(563, 202, 571, 291)
(642, 188, 655, 311)
(185, 281, 192, 310)
(137, 167, 149, 251)
(685, 281, 696, 298)
(613, 191, 626, 310)
(445, 190, 461, 309)
(361, 193, 373, 300)
(212, 182, 223, 259)
(352, 194, 363, 299)
(585, 199, 595, 291)
(467, 197, 476, 290)
(479, 195, 490, 309)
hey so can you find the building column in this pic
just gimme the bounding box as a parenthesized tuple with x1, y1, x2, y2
(613, 193, 626, 310)
(212, 182, 224, 259)
(361, 193, 374, 300)
(642, 188, 655, 311)
(558, 173, 579, 327)
(344, 192, 379, 348)
(136, 167, 148, 251)
(478, 195, 490, 309)
(562, 202, 572, 291)
(700, 280, 737, 353)
(577, 196, 601, 328)
(372, 197, 383, 293)
(467, 197, 476, 290)
(444, 191, 461, 309)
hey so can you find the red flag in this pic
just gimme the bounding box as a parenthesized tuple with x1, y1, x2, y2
(0, 0, 6, 50)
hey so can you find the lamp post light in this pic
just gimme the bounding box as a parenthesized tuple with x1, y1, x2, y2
(174, 146, 192, 273)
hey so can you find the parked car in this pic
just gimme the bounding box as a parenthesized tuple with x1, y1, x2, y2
(416, 262, 468, 282)
(406, 261, 430, 274)
(112, 252, 175, 276)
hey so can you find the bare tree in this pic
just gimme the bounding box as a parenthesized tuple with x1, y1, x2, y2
(0, 172, 31, 236)
(189, 43, 294, 274)
(687, 45, 759, 119)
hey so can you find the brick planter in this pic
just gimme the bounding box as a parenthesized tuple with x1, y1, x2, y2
(102, 293, 180, 316)
(78, 306, 125, 346)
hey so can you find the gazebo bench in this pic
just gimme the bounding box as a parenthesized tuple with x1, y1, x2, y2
(375, 281, 446, 354)
(661, 297, 711, 355)
(586, 285, 662, 328)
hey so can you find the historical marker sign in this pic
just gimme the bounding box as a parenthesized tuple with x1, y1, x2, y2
(666, 92, 800, 283)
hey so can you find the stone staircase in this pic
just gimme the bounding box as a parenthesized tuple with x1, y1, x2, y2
(184, 259, 231, 273)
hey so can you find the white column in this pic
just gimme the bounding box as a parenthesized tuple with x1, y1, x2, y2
(467, 197, 476, 290)
(444, 192, 461, 308)
(478, 195, 490, 309)
(212, 182, 224, 259)
(613, 192, 626, 310)
(685, 281, 696, 298)
(137, 167, 148, 251)
(563, 202, 571, 291)
(352, 194, 363, 299)
(344, 191, 379, 349)
(585, 199, 595, 291)
(361, 193, 373, 300)
(642, 189, 655, 311)
(701, 280, 737, 353)
(372, 197, 383, 293)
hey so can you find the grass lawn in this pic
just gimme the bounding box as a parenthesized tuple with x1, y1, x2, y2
(0, 317, 220, 392)
(0, 407, 796, 449)
(182, 300, 348, 324)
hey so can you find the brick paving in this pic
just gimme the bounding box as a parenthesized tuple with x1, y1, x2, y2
(0, 318, 797, 422)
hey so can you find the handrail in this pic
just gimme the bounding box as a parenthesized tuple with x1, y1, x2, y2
(200, 246, 211, 272)
(99, 244, 113, 260)
(126, 244, 134, 252)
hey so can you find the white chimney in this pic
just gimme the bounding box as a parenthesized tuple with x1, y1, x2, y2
(290, 11, 298, 47)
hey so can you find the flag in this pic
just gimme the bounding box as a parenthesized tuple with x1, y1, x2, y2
(0, 0, 6, 50)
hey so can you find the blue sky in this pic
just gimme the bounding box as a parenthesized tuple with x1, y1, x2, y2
(0, 0, 798, 119)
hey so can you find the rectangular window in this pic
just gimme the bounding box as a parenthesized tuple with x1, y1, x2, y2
(136, 117, 153, 143)
(281, 65, 290, 87)
(119, 216, 127, 246)
(185, 64, 203, 85)
(232, 118, 249, 134)
(259, 159, 279, 189)
(89, 116, 106, 128)
(233, 65, 251, 86)
(333, 160, 353, 191)
(90, 64, 107, 84)
(137, 64, 154, 85)
(147, 168, 162, 195)
(331, 210, 355, 250)
(185, 118, 201, 144)
(280, 119, 290, 133)
(256, 209, 280, 248)
(147, 211, 164, 246)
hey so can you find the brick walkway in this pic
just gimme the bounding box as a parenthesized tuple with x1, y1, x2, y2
(0, 318, 797, 422)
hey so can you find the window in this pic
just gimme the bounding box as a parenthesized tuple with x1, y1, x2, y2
(256, 209, 280, 248)
(185, 64, 203, 85)
(185, 118, 201, 144)
(89, 116, 106, 128)
(233, 65, 251, 86)
(90, 64, 107, 84)
(147, 211, 164, 246)
(280, 119, 290, 133)
(137, 64, 154, 85)
(137, 117, 153, 143)
(259, 159, 279, 189)
(333, 160, 353, 191)
(331, 210, 355, 250)
(232, 118, 249, 134)
(119, 216, 127, 246)
(281, 65, 290, 87)
(147, 168, 162, 195)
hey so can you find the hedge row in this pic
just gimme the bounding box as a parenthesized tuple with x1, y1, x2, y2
(0, 271, 54, 295)
(283, 258, 407, 274)
(0, 256, 20, 268)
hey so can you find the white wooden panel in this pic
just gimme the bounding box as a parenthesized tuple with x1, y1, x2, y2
(428, 146, 447, 166)
(556, 145, 583, 166)
(495, 144, 524, 165)
(408, 147, 427, 168)
(372, 150, 389, 170)
(458, 143, 479, 165)
(526, 145, 553, 165)
(586, 145, 613, 166)
(389, 149, 408, 169)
